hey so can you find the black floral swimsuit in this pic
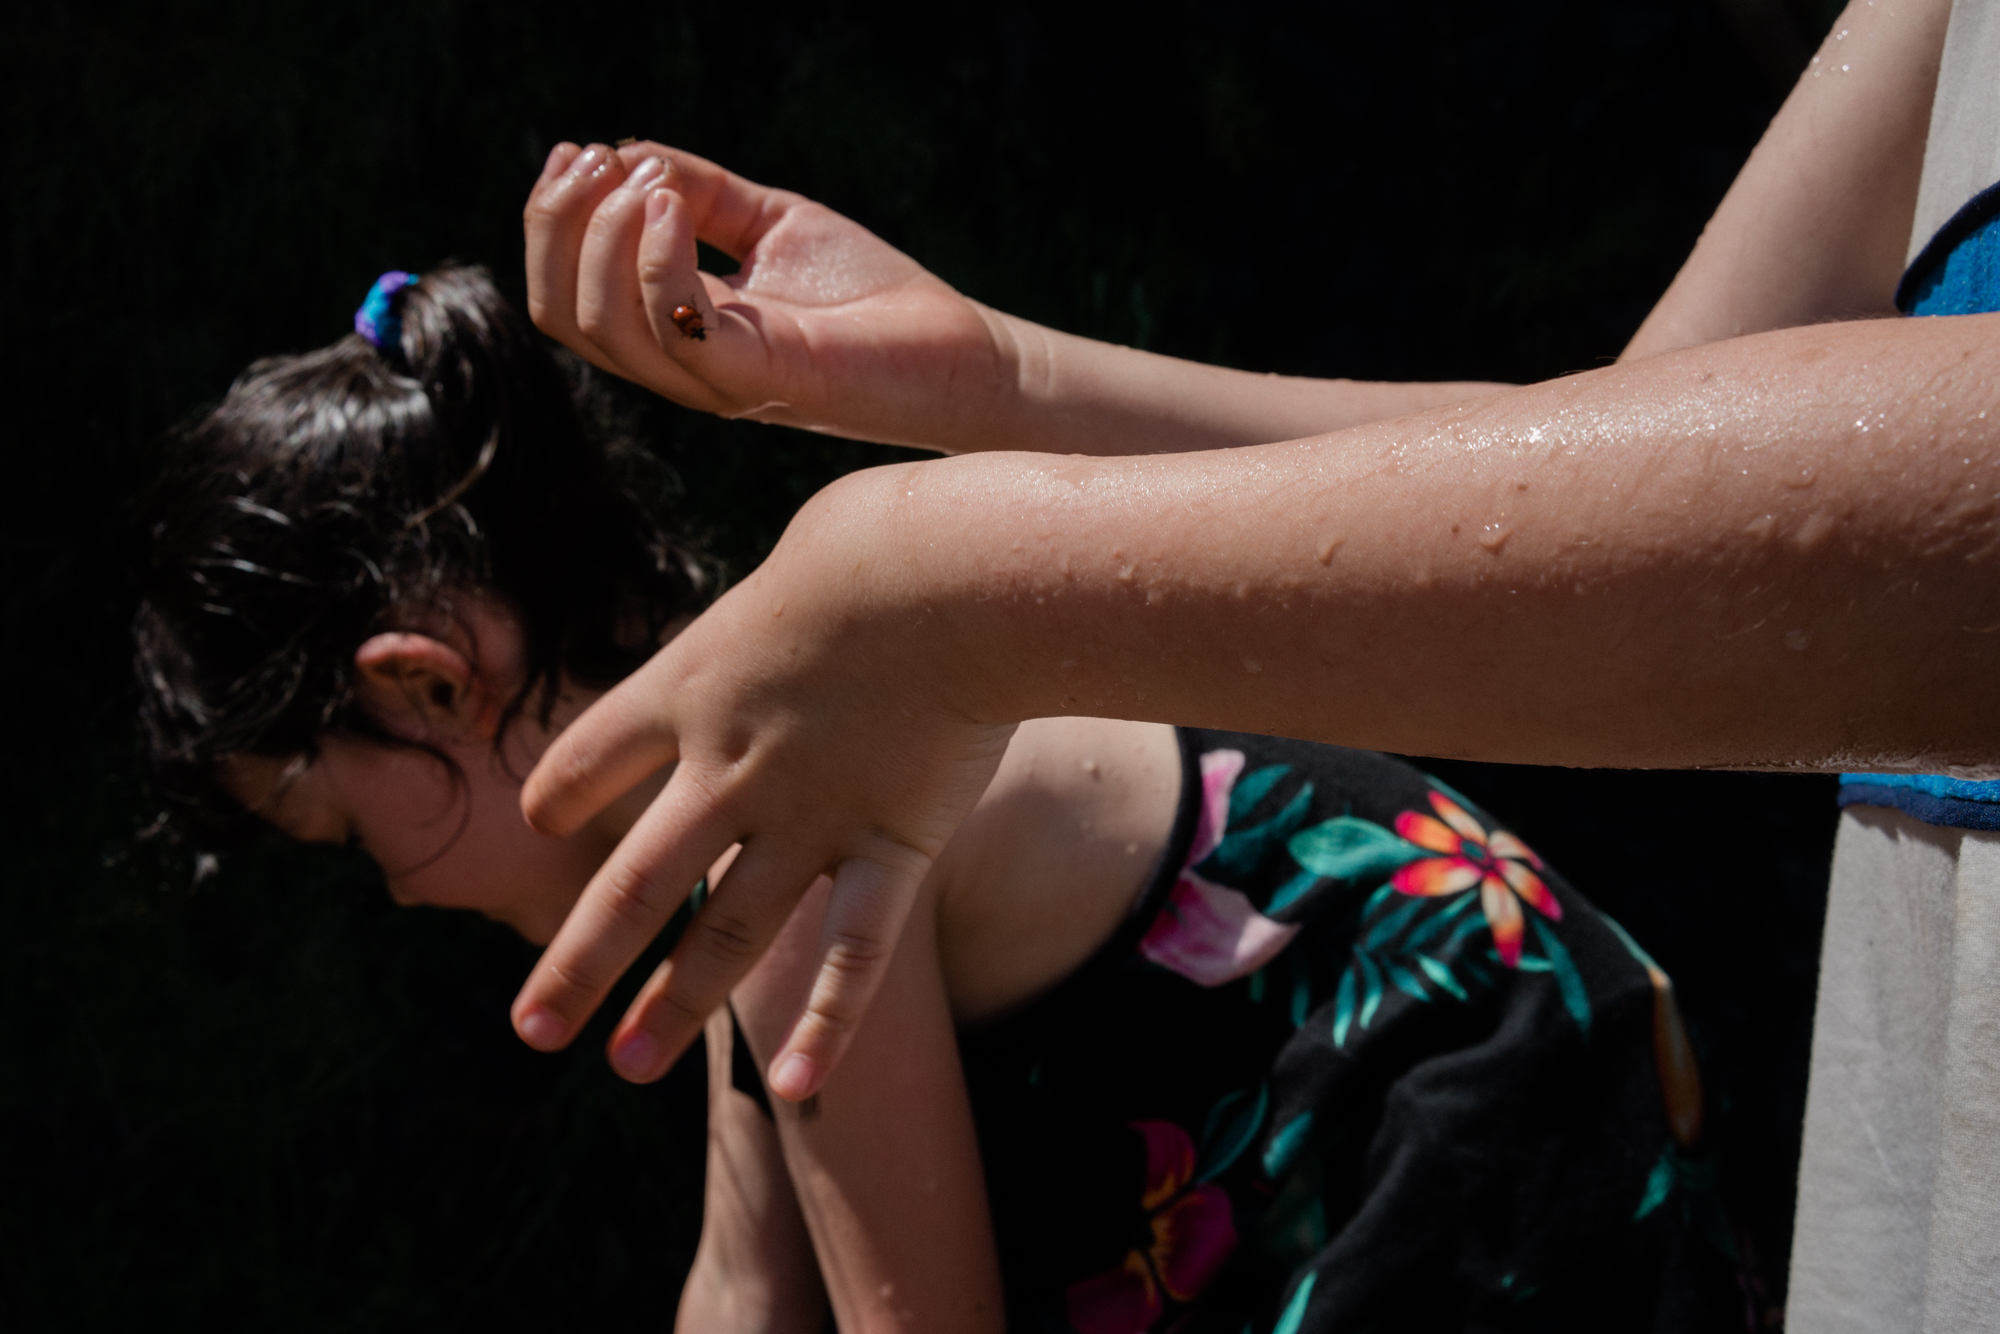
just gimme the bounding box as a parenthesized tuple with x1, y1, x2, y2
(961, 730, 1725, 1333)
(738, 730, 1726, 1332)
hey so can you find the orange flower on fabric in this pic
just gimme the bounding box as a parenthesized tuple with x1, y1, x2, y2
(1391, 791, 1559, 967)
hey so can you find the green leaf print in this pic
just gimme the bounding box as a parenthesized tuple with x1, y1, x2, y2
(1207, 782, 1316, 880)
(1288, 816, 1424, 884)
(1360, 882, 1397, 919)
(1357, 952, 1384, 1028)
(1229, 763, 1292, 823)
(1444, 905, 1491, 952)
(1272, 1271, 1318, 1334)
(1415, 954, 1468, 1002)
(1382, 956, 1429, 1002)
(1262, 1112, 1315, 1178)
(1634, 1149, 1676, 1220)
(1289, 961, 1313, 1027)
(1530, 916, 1592, 1035)
(1197, 1083, 1271, 1182)
(1363, 892, 1426, 950)
(1264, 867, 1321, 917)
(1403, 892, 1475, 952)
(1601, 913, 1665, 974)
(1332, 968, 1357, 1048)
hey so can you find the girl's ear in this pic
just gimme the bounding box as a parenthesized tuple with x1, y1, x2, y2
(353, 632, 502, 741)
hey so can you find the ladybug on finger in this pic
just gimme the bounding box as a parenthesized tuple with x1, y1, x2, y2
(671, 302, 706, 341)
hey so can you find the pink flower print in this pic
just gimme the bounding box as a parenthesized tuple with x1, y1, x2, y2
(1188, 749, 1245, 866)
(1140, 751, 1302, 986)
(1065, 1121, 1237, 1334)
(1141, 871, 1303, 986)
(1390, 790, 1559, 968)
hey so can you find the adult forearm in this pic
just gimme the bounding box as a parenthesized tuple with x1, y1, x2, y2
(511, 308, 2000, 1104)
(838, 311, 2000, 771)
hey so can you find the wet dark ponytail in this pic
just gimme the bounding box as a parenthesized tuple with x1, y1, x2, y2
(134, 264, 712, 831)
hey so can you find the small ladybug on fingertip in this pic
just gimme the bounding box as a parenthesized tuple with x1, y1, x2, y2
(671, 302, 706, 341)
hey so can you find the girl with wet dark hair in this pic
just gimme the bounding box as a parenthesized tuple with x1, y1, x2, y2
(133, 266, 1721, 1331)
(135, 264, 711, 844)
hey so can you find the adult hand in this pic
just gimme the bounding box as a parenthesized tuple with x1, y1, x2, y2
(510, 464, 1017, 1098)
(523, 140, 1009, 452)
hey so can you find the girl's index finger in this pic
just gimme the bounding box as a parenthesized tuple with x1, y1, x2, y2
(524, 142, 635, 350)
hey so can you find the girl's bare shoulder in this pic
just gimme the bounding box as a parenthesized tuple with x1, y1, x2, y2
(930, 717, 1182, 1025)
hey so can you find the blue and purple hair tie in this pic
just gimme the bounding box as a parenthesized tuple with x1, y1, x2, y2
(354, 270, 420, 351)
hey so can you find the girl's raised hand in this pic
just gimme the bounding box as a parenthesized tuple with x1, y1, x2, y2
(524, 140, 1010, 453)
(510, 465, 1018, 1098)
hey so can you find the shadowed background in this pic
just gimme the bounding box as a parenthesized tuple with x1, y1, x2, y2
(2, 1, 1843, 1328)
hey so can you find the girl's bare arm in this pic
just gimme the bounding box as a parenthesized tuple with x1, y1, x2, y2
(523, 141, 1505, 457)
(730, 878, 1005, 1334)
(676, 1009, 828, 1333)
(1625, 0, 1949, 357)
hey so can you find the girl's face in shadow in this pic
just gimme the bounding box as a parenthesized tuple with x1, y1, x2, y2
(217, 600, 665, 944)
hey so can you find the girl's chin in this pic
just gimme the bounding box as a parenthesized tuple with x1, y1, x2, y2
(501, 915, 556, 946)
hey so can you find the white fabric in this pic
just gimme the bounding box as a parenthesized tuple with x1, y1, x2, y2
(1908, 0, 2000, 262)
(1788, 7, 2000, 1328)
(1787, 810, 2000, 1332)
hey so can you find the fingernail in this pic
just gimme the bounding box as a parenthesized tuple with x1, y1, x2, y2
(573, 144, 610, 178)
(612, 1030, 660, 1080)
(625, 155, 665, 191)
(770, 1052, 817, 1101)
(645, 187, 672, 225)
(539, 142, 578, 184)
(517, 1006, 566, 1050)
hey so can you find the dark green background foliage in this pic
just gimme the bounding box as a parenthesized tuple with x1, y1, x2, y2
(3, 1, 1842, 1328)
